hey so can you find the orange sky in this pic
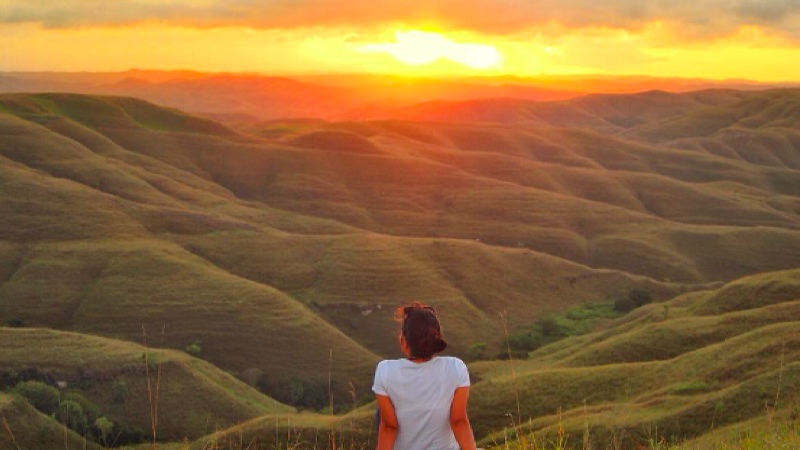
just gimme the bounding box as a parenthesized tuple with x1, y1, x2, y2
(2, 1, 800, 81)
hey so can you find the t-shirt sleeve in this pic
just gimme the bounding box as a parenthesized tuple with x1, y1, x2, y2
(455, 358, 470, 388)
(372, 360, 388, 396)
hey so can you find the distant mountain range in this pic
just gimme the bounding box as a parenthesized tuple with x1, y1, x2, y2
(1, 70, 797, 122)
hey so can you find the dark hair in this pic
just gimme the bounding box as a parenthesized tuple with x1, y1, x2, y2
(395, 302, 448, 359)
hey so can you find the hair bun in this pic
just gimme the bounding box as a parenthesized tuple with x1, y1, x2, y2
(425, 328, 448, 354)
(398, 302, 447, 359)
(432, 337, 448, 353)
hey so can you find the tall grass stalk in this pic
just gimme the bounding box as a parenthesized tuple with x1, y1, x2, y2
(328, 349, 336, 450)
(142, 325, 165, 450)
(1, 414, 22, 450)
(500, 311, 524, 445)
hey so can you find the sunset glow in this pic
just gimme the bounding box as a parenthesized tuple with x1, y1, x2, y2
(2, 1, 800, 82)
(360, 30, 502, 69)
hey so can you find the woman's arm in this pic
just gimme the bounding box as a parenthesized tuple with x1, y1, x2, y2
(376, 394, 399, 450)
(450, 387, 477, 450)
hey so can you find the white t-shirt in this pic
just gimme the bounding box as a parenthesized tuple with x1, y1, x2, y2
(372, 356, 471, 450)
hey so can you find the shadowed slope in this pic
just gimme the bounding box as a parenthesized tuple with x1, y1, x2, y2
(0, 328, 293, 440)
(0, 392, 104, 450)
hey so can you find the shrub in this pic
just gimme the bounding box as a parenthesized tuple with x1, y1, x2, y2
(115, 425, 146, 446)
(629, 289, 653, 307)
(507, 333, 540, 352)
(5, 317, 24, 328)
(62, 391, 100, 423)
(186, 341, 202, 357)
(94, 417, 115, 446)
(13, 380, 60, 415)
(614, 297, 636, 313)
(111, 379, 129, 403)
(468, 342, 488, 360)
(239, 368, 265, 387)
(57, 400, 88, 434)
(668, 380, 712, 395)
(537, 316, 560, 337)
(495, 348, 530, 360)
(259, 376, 328, 410)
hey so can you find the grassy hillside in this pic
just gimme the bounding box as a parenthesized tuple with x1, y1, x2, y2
(0, 328, 293, 440)
(465, 269, 800, 449)
(0, 392, 104, 450)
(3, 91, 800, 377)
(2, 91, 800, 447)
(164, 268, 800, 450)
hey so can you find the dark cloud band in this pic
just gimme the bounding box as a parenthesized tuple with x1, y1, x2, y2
(2, 0, 800, 38)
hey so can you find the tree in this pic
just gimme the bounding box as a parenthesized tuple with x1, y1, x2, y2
(614, 297, 636, 313)
(537, 316, 560, 337)
(111, 379, 129, 403)
(13, 381, 60, 415)
(57, 400, 88, 435)
(629, 289, 653, 307)
(62, 392, 100, 423)
(94, 417, 115, 446)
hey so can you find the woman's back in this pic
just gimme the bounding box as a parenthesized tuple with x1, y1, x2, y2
(373, 356, 470, 450)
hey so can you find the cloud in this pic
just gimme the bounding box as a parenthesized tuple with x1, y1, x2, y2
(2, 0, 800, 39)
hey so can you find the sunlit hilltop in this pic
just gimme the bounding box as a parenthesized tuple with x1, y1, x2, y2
(2, 2, 800, 450)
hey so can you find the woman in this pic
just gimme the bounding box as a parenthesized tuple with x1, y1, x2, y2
(372, 302, 477, 450)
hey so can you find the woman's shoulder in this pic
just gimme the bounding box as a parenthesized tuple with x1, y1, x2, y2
(375, 358, 405, 370)
(437, 355, 467, 366)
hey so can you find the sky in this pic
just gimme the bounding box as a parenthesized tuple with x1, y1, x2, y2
(2, 0, 800, 81)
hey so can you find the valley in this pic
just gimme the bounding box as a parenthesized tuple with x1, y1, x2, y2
(1, 89, 800, 449)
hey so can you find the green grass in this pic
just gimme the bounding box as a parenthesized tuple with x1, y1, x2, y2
(504, 301, 624, 355)
(0, 392, 104, 450)
(0, 328, 293, 440)
(2, 91, 800, 448)
(464, 269, 800, 449)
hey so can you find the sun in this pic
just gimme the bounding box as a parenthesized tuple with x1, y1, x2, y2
(361, 30, 503, 70)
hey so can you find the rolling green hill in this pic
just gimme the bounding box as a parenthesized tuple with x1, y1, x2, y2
(465, 268, 800, 449)
(163, 267, 800, 450)
(0, 328, 293, 440)
(0, 392, 104, 450)
(2, 91, 800, 447)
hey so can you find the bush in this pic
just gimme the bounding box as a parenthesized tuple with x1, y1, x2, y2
(13, 381, 60, 415)
(507, 333, 540, 352)
(629, 289, 653, 307)
(186, 341, 202, 357)
(115, 424, 146, 446)
(259, 376, 328, 410)
(468, 342, 488, 360)
(62, 392, 100, 423)
(239, 368, 265, 387)
(614, 297, 636, 313)
(669, 380, 712, 395)
(495, 348, 531, 360)
(94, 417, 115, 446)
(537, 316, 560, 337)
(111, 379, 129, 404)
(5, 317, 24, 328)
(57, 400, 88, 435)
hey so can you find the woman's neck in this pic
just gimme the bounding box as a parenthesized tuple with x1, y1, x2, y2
(408, 356, 433, 363)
